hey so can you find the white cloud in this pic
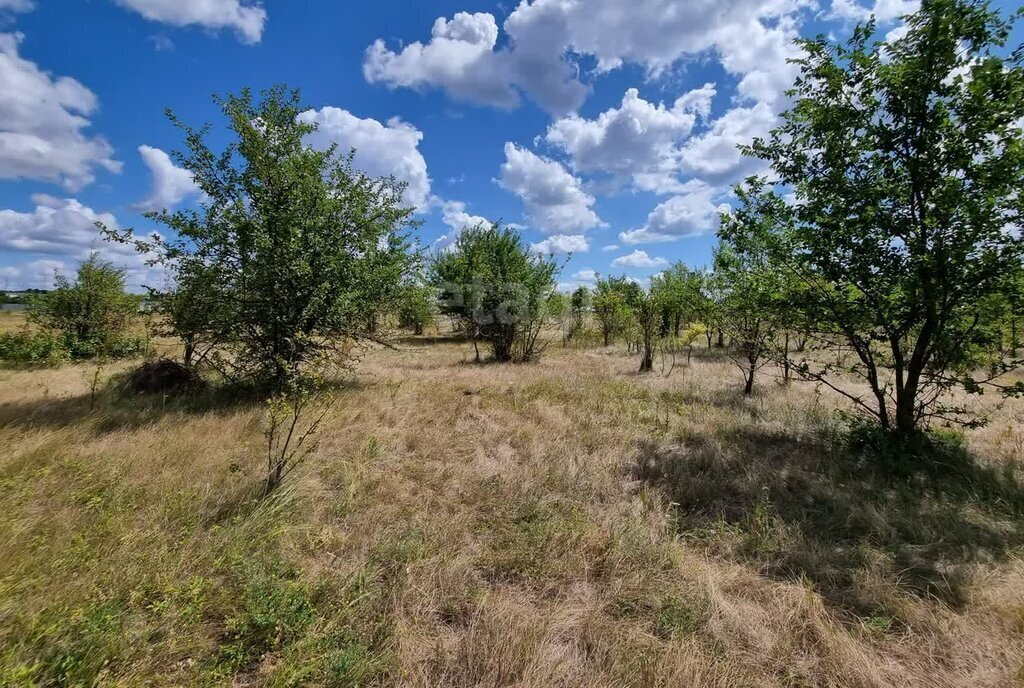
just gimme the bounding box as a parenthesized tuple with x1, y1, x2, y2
(499, 142, 602, 233)
(602, 244, 619, 252)
(611, 249, 669, 269)
(0, 259, 65, 291)
(830, 0, 918, 22)
(573, 268, 597, 282)
(364, 0, 811, 115)
(0, 194, 120, 255)
(620, 181, 728, 244)
(298, 107, 431, 210)
(136, 145, 200, 211)
(0, 33, 121, 190)
(364, 12, 521, 109)
(679, 101, 776, 184)
(545, 84, 714, 193)
(432, 198, 492, 249)
(530, 233, 589, 254)
(111, 0, 266, 44)
(0, 195, 164, 289)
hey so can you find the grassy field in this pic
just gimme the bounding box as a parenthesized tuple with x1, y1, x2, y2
(1, 322, 1023, 686)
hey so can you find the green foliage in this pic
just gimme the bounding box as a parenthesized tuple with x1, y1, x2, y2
(742, 0, 1024, 432)
(431, 222, 559, 362)
(107, 85, 418, 388)
(397, 280, 438, 335)
(592, 276, 637, 346)
(216, 560, 315, 673)
(0, 330, 69, 366)
(24, 253, 141, 360)
(716, 182, 791, 393)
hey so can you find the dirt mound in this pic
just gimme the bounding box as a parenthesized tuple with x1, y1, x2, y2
(121, 358, 204, 395)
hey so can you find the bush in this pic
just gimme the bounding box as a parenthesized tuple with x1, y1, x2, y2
(0, 330, 69, 365)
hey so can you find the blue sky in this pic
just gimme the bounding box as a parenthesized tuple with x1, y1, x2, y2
(0, 0, 1013, 292)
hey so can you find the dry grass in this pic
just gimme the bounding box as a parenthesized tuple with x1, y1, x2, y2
(1, 334, 1023, 686)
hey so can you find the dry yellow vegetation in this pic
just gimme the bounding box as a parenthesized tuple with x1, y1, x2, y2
(1, 331, 1023, 686)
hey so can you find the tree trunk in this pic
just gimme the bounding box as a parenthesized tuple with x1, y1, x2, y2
(716, 328, 724, 347)
(639, 351, 653, 372)
(743, 363, 755, 394)
(782, 332, 791, 383)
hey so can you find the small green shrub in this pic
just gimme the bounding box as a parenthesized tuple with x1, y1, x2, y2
(0, 330, 69, 365)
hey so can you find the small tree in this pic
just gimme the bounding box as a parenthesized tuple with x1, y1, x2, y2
(432, 223, 559, 363)
(634, 290, 660, 373)
(745, 0, 1024, 435)
(593, 276, 637, 346)
(28, 253, 139, 358)
(398, 281, 438, 335)
(568, 286, 590, 341)
(106, 85, 418, 390)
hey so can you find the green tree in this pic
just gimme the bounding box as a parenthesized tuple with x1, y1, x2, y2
(593, 276, 638, 346)
(431, 222, 559, 362)
(398, 280, 438, 335)
(568, 286, 590, 341)
(715, 202, 785, 394)
(28, 253, 139, 358)
(745, 0, 1024, 435)
(107, 86, 418, 388)
(634, 289, 660, 373)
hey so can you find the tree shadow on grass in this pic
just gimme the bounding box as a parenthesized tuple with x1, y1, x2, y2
(0, 375, 363, 435)
(632, 425, 1024, 618)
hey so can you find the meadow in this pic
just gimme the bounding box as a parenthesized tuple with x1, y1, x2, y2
(2, 311, 1023, 687)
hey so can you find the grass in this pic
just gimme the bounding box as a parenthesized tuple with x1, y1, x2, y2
(1, 333, 1023, 686)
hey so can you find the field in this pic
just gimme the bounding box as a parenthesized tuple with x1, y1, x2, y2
(2, 313, 1024, 686)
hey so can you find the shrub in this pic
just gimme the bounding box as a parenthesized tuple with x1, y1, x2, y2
(27, 253, 140, 359)
(0, 330, 69, 365)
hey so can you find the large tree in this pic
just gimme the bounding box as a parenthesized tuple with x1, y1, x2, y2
(745, 0, 1024, 436)
(109, 86, 418, 388)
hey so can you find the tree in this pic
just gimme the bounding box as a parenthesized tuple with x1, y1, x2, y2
(398, 280, 438, 335)
(634, 290, 660, 373)
(432, 222, 559, 362)
(652, 262, 702, 337)
(107, 86, 418, 389)
(714, 207, 784, 394)
(745, 0, 1024, 435)
(28, 253, 139, 358)
(568, 286, 590, 341)
(592, 276, 637, 346)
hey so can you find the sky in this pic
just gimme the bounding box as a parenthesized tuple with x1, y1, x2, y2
(0, 0, 1012, 293)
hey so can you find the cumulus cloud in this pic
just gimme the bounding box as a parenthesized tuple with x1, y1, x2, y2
(545, 84, 715, 193)
(0, 194, 120, 255)
(135, 145, 200, 211)
(364, 0, 811, 115)
(0, 33, 121, 190)
(364, 13, 521, 109)
(499, 142, 602, 234)
(573, 268, 597, 282)
(530, 233, 588, 254)
(431, 198, 492, 250)
(0, 259, 65, 291)
(0, 195, 164, 289)
(830, 0, 918, 22)
(679, 101, 776, 185)
(111, 0, 266, 44)
(611, 249, 669, 269)
(298, 107, 431, 210)
(619, 181, 728, 244)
